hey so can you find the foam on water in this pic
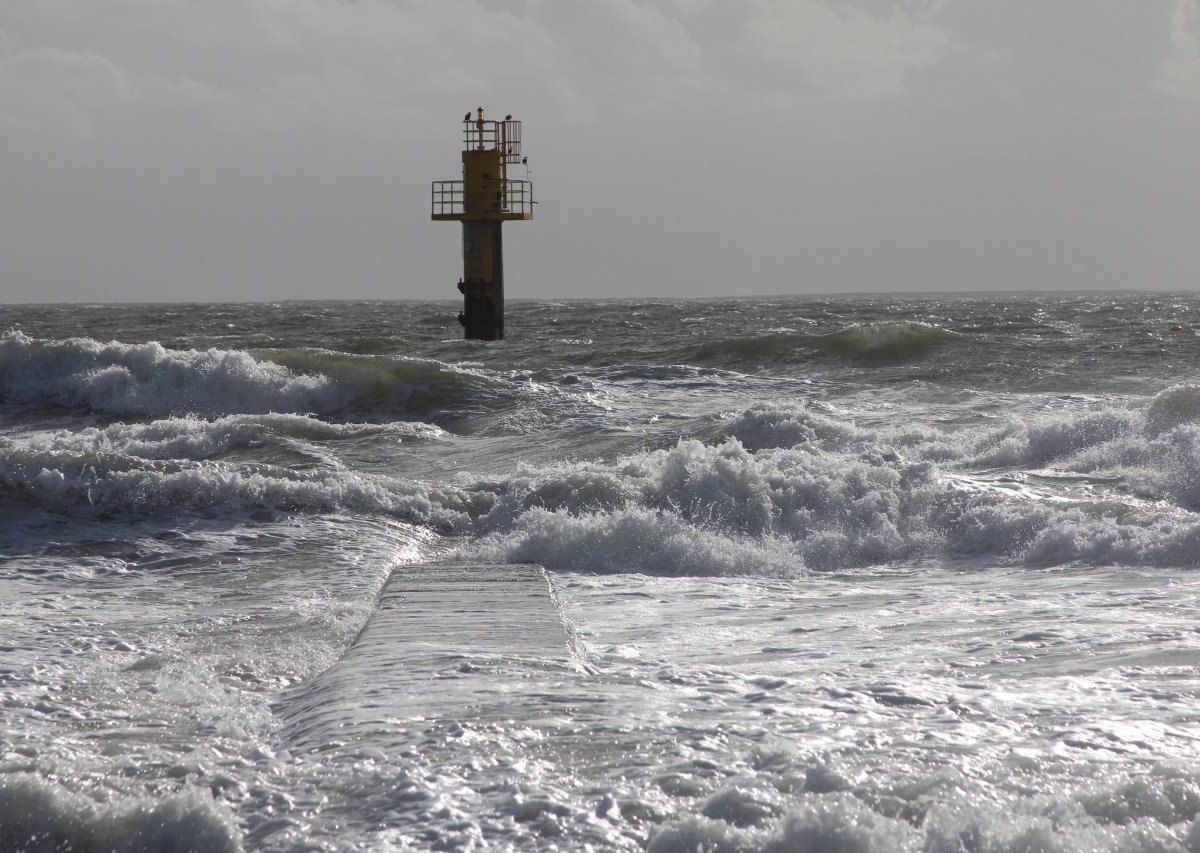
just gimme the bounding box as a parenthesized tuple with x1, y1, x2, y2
(3, 413, 444, 461)
(0, 512, 435, 850)
(725, 383, 1200, 511)
(0, 332, 537, 422)
(645, 786, 1200, 853)
(10, 387, 1200, 571)
(0, 452, 463, 529)
(0, 413, 468, 533)
(469, 504, 801, 576)
(0, 332, 343, 417)
(460, 419, 1200, 573)
(5, 297, 1200, 849)
(0, 776, 242, 853)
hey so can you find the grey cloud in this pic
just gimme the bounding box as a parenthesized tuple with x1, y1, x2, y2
(1158, 0, 1200, 99)
(0, 46, 134, 138)
(1, 1, 1197, 303)
(734, 0, 953, 99)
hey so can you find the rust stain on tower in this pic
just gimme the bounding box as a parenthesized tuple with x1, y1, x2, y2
(431, 107, 534, 340)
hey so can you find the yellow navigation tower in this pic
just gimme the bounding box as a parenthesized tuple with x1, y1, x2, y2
(431, 107, 533, 340)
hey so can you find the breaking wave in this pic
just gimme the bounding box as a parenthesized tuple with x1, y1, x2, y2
(460, 383, 1200, 573)
(0, 449, 470, 533)
(722, 383, 1200, 509)
(0, 775, 241, 853)
(646, 771, 1200, 853)
(0, 332, 516, 421)
(459, 435, 1200, 574)
(7, 368, 1200, 572)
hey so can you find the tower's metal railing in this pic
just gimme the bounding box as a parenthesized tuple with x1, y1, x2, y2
(431, 179, 534, 220)
(462, 119, 523, 163)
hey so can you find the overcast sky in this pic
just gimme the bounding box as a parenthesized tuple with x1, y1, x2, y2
(2, 0, 1199, 303)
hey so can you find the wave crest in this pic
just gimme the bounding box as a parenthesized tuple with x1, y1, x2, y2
(458, 387, 1200, 573)
(683, 322, 956, 368)
(0, 775, 241, 853)
(0, 332, 517, 421)
(0, 332, 344, 417)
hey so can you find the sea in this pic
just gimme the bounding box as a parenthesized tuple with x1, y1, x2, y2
(2, 294, 1199, 852)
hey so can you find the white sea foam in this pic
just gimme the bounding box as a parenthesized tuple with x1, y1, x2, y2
(460, 437, 972, 572)
(468, 505, 803, 576)
(8, 366, 1200, 571)
(4, 413, 443, 461)
(8, 296, 1200, 849)
(0, 442, 470, 531)
(8, 418, 1200, 571)
(0, 775, 241, 853)
(461, 402, 1200, 572)
(724, 386, 1200, 511)
(0, 332, 509, 419)
(646, 783, 1200, 852)
(0, 331, 346, 416)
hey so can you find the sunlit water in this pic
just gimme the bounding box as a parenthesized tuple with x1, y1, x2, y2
(2, 296, 1200, 851)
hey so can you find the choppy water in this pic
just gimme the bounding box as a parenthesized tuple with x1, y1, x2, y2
(2, 295, 1200, 851)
